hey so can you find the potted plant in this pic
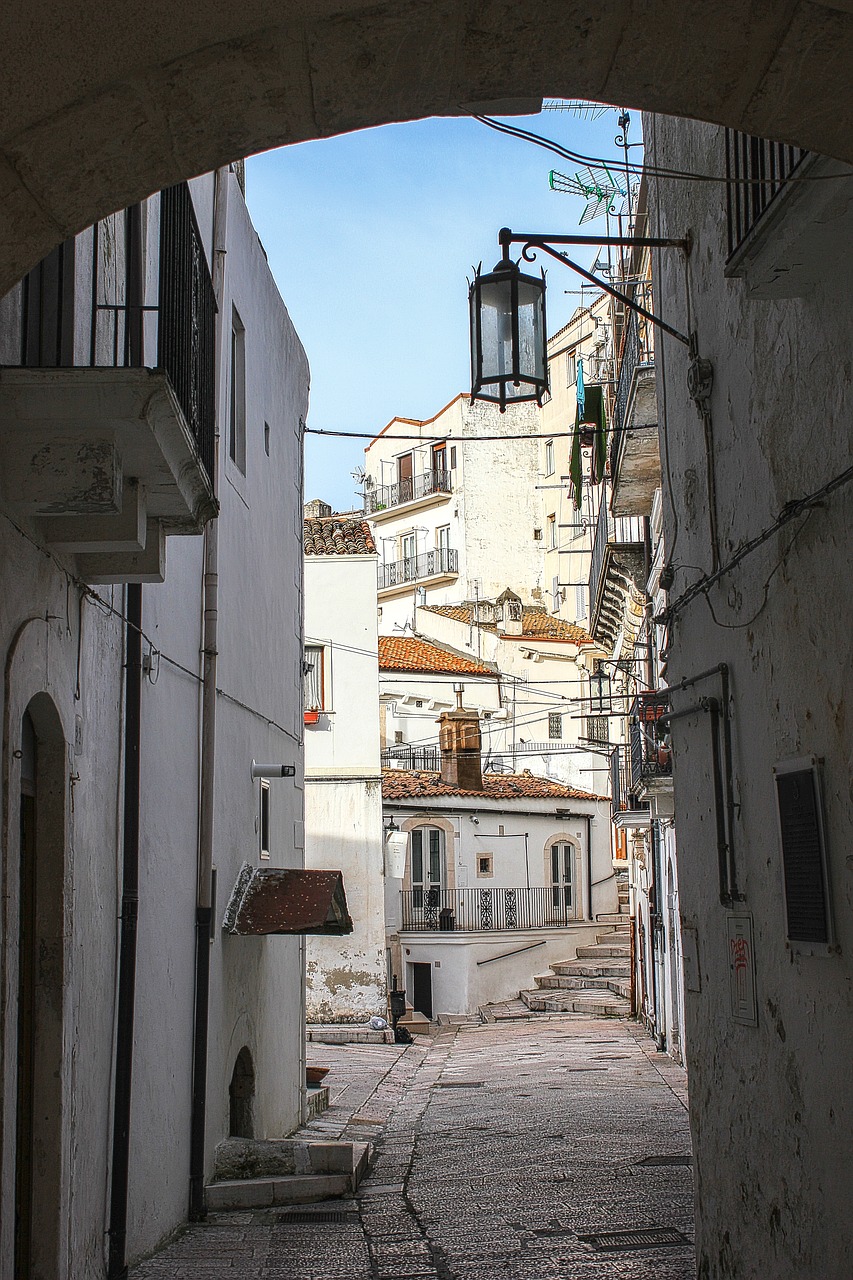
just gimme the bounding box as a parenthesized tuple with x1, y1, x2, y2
(304, 707, 320, 725)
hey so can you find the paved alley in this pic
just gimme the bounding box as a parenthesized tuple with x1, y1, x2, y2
(131, 1018, 694, 1278)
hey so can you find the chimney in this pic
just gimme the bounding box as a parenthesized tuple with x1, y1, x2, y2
(495, 588, 523, 637)
(438, 684, 482, 791)
(304, 498, 332, 519)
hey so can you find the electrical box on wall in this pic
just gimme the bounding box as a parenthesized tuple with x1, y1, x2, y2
(773, 756, 834, 952)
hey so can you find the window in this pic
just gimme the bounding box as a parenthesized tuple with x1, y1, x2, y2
(411, 826, 444, 908)
(432, 442, 447, 477)
(264, 421, 270, 457)
(477, 855, 493, 878)
(552, 575, 561, 613)
(401, 532, 416, 568)
(229, 308, 246, 472)
(585, 715, 609, 745)
(566, 350, 576, 389)
(548, 712, 563, 740)
(303, 645, 324, 710)
(550, 842, 574, 912)
(575, 583, 588, 621)
(548, 514, 557, 549)
(533, 527, 543, 541)
(259, 781, 271, 860)
(450, 446, 457, 469)
(544, 439, 554, 476)
(436, 525, 450, 554)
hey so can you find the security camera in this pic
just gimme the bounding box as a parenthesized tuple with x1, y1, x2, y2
(471, 816, 480, 825)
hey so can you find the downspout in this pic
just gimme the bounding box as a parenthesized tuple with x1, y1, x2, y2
(584, 814, 593, 920)
(107, 583, 142, 1280)
(188, 166, 227, 1221)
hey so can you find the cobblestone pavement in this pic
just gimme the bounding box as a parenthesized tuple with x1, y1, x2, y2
(130, 1018, 694, 1278)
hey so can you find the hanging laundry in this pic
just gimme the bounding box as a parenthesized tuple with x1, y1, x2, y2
(569, 381, 608, 509)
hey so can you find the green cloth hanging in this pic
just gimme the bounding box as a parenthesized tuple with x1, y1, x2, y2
(569, 422, 583, 510)
(575, 383, 608, 485)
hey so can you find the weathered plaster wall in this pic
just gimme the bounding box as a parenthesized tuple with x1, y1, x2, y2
(304, 551, 386, 1020)
(650, 113, 853, 1279)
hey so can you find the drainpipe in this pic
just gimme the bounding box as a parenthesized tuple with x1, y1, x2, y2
(107, 583, 142, 1280)
(584, 814, 593, 921)
(188, 166, 227, 1221)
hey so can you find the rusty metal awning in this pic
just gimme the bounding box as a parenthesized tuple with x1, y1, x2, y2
(222, 864, 353, 936)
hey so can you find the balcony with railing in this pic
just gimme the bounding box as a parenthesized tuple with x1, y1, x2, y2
(610, 744, 650, 829)
(0, 183, 218, 583)
(401, 886, 577, 932)
(609, 305, 660, 518)
(365, 469, 452, 516)
(378, 546, 458, 594)
(629, 691, 673, 797)
(587, 490, 646, 647)
(382, 744, 441, 771)
(725, 131, 808, 259)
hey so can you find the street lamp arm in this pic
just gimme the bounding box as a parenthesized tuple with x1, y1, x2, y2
(500, 230, 690, 347)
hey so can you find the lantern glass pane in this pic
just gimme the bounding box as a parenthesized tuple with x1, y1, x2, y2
(516, 277, 546, 380)
(478, 274, 515, 385)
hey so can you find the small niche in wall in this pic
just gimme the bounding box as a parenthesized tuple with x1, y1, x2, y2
(477, 854, 493, 878)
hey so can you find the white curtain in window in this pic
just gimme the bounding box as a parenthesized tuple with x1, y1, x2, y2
(303, 646, 322, 709)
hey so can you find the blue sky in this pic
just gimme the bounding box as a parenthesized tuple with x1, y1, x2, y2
(246, 106, 635, 512)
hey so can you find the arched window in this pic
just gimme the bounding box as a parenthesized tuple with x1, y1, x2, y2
(229, 1047, 255, 1139)
(549, 841, 574, 916)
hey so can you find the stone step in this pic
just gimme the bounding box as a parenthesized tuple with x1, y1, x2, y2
(207, 1138, 371, 1210)
(595, 929, 629, 944)
(520, 988, 630, 1018)
(576, 943, 630, 959)
(534, 973, 629, 997)
(551, 959, 629, 978)
(596, 912, 631, 925)
(398, 1010, 437, 1036)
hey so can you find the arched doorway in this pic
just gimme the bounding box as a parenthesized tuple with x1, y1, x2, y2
(14, 696, 66, 1280)
(1, 2, 852, 293)
(229, 1047, 256, 1139)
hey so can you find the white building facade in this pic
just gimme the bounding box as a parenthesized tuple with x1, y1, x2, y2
(303, 511, 387, 1022)
(0, 166, 310, 1274)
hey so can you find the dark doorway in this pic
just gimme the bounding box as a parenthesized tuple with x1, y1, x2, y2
(412, 963, 433, 1020)
(15, 699, 65, 1280)
(229, 1047, 255, 1138)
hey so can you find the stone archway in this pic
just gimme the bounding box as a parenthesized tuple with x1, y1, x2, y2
(2, 1, 852, 292)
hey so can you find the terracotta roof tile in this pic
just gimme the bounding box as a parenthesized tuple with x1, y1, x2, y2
(422, 603, 593, 645)
(381, 768, 605, 802)
(304, 516, 376, 556)
(378, 636, 495, 676)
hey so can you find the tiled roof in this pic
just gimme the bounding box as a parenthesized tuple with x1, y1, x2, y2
(304, 516, 376, 556)
(422, 604, 594, 645)
(382, 768, 605, 802)
(378, 636, 495, 676)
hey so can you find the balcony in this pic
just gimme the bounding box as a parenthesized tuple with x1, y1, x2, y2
(609, 306, 660, 517)
(382, 745, 441, 771)
(609, 744, 650, 829)
(587, 490, 646, 647)
(378, 547, 458, 595)
(0, 184, 217, 583)
(365, 469, 452, 519)
(400, 886, 577, 932)
(629, 691, 673, 798)
(724, 132, 852, 298)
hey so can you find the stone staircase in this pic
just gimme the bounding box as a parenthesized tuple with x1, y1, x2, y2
(519, 919, 632, 1018)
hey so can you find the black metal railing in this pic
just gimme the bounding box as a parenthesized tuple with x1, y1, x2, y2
(400, 887, 576, 932)
(629, 691, 672, 791)
(381, 745, 441, 771)
(18, 184, 216, 481)
(365, 469, 452, 513)
(588, 490, 646, 622)
(725, 130, 808, 258)
(378, 547, 458, 590)
(610, 305, 654, 477)
(610, 743, 649, 816)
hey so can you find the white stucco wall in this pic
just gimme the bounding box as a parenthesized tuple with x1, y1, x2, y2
(650, 112, 853, 1278)
(304, 551, 386, 1020)
(0, 167, 310, 1273)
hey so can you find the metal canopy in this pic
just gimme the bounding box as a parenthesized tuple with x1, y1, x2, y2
(222, 864, 353, 936)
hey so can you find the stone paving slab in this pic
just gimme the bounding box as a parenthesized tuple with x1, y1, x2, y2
(130, 1019, 693, 1279)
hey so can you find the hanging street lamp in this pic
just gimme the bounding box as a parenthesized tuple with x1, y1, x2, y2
(469, 228, 548, 411)
(468, 227, 715, 412)
(589, 664, 613, 714)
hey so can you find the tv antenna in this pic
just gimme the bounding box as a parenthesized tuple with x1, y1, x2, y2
(548, 164, 627, 224)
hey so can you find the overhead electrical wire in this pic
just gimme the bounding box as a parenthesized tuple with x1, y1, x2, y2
(306, 424, 658, 442)
(474, 114, 852, 187)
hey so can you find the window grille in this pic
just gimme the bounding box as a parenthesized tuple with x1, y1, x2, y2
(548, 712, 563, 740)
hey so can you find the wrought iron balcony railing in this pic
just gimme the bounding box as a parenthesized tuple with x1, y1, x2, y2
(17, 184, 216, 481)
(378, 546, 458, 590)
(610, 305, 654, 478)
(381, 745, 441, 771)
(400, 886, 576, 932)
(610, 743, 649, 816)
(365, 469, 452, 513)
(725, 130, 808, 259)
(629, 691, 673, 791)
(587, 488, 646, 631)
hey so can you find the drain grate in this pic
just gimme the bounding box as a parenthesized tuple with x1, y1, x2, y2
(436, 1081, 484, 1089)
(578, 1226, 690, 1252)
(277, 1210, 356, 1225)
(635, 1154, 693, 1168)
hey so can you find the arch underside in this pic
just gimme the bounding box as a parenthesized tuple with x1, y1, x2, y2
(1, 1, 852, 293)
